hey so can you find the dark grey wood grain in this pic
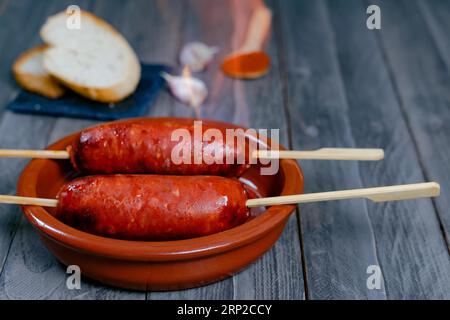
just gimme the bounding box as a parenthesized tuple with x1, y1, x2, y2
(277, 0, 388, 299)
(131, 0, 185, 119)
(0, 214, 144, 300)
(396, 0, 450, 246)
(0, 0, 57, 117)
(0, 0, 79, 298)
(1, 0, 450, 300)
(148, 0, 239, 290)
(0, 0, 145, 300)
(372, 0, 450, 244)
(0, 114, 55, 276)
(326, 0, 450, 299)
(150, 0, 305, 300)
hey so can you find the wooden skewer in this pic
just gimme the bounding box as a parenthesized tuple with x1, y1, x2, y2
(0, 195, 58, 207)
(246, 182, 440, 207)
(253, 148, 384, 161)
(0, 183, 439, 208)
(0, 149, 70, 159)
(0, 148, 383, 161)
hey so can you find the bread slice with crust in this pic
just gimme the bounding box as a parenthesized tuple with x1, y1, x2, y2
(40, 10, 141, 103)
(13, 46, 65, 99)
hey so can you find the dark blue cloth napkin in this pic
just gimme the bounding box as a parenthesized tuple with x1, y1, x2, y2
(7, 63, 170, 121)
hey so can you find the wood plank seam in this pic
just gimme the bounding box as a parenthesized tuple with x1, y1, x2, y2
(0, 0, 49, 121)
(0, 115, 58, 284)
(329, 0, 450, 298)
(167, 0, 190, 119)
(415, 0, 450, 250)
(0, 0, 92, 289)
(0, 0, 142, 300)
(416, 0, 450, 77)
(280, 2, 385, 298)
(272, 0, 310, 300)
(0, 211, 22, 279)
(146, 0, 188, 300)
(320, 0, 387, 298)
(365, 0, 450, 251)
(324, 0, 393, 297)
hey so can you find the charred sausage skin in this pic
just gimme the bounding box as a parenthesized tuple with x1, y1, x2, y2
(69, 120, 250, 176)
(56, 175, 249, 241)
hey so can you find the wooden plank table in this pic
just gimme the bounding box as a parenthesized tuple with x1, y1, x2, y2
(0, 0, 448, 299)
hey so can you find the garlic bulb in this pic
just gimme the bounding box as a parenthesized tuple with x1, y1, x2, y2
(179, 42, 218, 72)
(161, 70, 207, 111)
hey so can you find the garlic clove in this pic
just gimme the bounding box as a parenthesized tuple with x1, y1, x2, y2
(161, 71, 208, 109)
(179, 42, 218, 72)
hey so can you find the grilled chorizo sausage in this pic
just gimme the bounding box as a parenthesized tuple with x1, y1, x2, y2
(55, 175, 249, 240)
(68, 120, 250, 176)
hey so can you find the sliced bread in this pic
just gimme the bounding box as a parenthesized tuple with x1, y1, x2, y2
(13, 46, 65, 99)
(40, 10, 141, 103)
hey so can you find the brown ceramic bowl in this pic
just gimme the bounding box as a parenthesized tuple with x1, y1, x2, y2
(17, 118, 304, 291)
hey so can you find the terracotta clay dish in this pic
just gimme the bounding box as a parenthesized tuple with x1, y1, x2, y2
(16, 117, 303, 291)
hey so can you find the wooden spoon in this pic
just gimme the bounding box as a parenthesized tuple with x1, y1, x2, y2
(221, 6, 272, 79)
